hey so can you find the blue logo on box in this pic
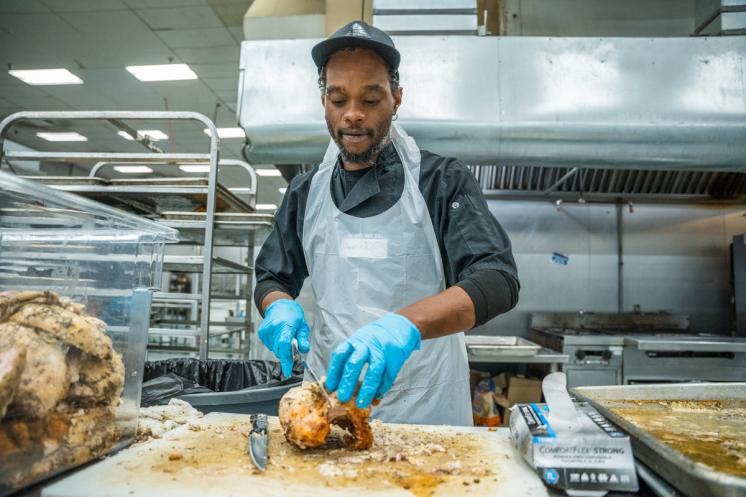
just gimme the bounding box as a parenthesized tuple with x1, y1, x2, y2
(543, 468, 559, 485)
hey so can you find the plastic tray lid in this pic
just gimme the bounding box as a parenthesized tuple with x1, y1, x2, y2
(0, 170, 178, 242)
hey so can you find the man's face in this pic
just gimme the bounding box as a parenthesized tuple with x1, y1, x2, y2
(321, 48, 402, 165)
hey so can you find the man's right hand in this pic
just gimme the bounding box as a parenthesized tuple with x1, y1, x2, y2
(258, 299, 310, 378)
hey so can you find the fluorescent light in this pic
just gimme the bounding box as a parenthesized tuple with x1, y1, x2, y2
(126, 63, 197, 82)
(255, 203, 277, 211)
(179, 165, 211, 173)
(117, 130, 168, 141)
(203, 127, 245, 139)
(278, 187, 287, 194)
(113, 166, 153, 174)
(36, 132, 87, 142)
(9, 68, 83, 85)
(256, 169, 282, 177)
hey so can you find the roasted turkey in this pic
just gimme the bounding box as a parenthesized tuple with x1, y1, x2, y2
(279, 382, 376, 450)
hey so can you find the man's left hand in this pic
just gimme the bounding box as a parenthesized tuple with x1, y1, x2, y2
(325, 313, 421, 409)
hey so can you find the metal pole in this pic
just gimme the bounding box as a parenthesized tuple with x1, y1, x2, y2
(199, 119, 221, 359)
(616, 202, 624, 314)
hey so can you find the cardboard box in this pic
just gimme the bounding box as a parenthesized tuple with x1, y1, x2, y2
(493, 373, 542, 426)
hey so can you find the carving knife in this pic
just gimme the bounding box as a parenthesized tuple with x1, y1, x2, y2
(291, 338, 334, 405)
(248, 413, 268, 472)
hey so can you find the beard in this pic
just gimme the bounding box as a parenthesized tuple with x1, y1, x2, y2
(326, 116, 393, 165)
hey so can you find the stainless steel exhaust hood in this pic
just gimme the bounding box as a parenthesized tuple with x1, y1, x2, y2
(238, 36, 746, 172)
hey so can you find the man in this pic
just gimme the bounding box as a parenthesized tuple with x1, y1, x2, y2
(254, 21, 519, 426)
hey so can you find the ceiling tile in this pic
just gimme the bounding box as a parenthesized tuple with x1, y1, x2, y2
(0, 1, 49, 13)
(0, 13, 78, 36)
(54, 11, 175, 68)
(123, 0, 206, 7)
(60, 10, 159, 41)
(203, 77, 237, 91)
(173, 45, 239, 63)
(136, 6, 223, 29)
(41, 0, 127, 12)
(215, 90, 237, 101)
(36, 86, 119, 110)
(190, 62, 237, 78)
(4, 95, 73, 110)
(207, 1, 248, 26)
(0, 84, 53, 99)
(157, 27, 235, 49)
(146, 80, 217, 101)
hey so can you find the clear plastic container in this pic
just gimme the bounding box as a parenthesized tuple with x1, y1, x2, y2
(0, 171, 177, 494)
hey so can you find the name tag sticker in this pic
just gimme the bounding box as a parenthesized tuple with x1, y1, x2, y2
(340, 236, 388, 259)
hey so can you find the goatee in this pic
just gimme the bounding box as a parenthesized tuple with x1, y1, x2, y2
(327, 117, 393, 166)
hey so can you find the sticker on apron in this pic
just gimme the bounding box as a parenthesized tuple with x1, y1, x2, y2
(340, 236, 389, 259)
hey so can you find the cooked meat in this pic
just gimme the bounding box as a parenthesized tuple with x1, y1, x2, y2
(4, 407, 118, 488)
(0, 291, 60, 321)
(279, 382, 331, 449)
(0, 346, 26, 419)
(328, 391, 375, 450)
(279, 382, 376, 450)
(0, 323, 69, 419)
(9, 303, 113, 360)
(0, 290, 126, 491)
(65, 347, 124, 408)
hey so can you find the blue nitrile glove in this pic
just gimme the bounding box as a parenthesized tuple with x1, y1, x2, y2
(258, 299, 310, 378)
(325, 313, 421, 409)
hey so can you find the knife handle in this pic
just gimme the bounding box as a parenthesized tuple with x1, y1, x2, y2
(250, 413, 268, 434)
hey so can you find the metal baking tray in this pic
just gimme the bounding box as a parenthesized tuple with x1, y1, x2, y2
(160, 211, 274, 245)
(19, 175, 109, 186)
(464, 335, 541, 357)
(21, 177, 253, 215)
(572, 383, 746, 497)
(161, 211, 274, 223)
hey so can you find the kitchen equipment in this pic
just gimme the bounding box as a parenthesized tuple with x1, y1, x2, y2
(248, 413, 268, 472)
(528, 312, 744, 388)
(623, 336, 746, 383)
(529, 326, 625, 389)
(41, 412, 551, 497)
(573, 382, 746, 497)
(0, 171, 176, 495)
(464, 335, 541, 359)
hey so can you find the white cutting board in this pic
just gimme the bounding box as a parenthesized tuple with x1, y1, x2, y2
(43, 412, 549, 497)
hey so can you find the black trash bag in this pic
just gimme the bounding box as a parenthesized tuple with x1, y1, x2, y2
(143, 358, 301, 394)
(140, 372, 213, 407)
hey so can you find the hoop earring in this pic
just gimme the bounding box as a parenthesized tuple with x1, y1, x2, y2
(392, 113, 398, 121)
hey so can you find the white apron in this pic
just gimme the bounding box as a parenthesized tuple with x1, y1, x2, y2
(301, 124, 472, 426)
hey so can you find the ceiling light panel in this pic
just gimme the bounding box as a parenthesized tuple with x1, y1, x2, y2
(125, 64, 198, 82)
(203, 127, 245, 139)
(179, 165, 211, 173)
(256, 169, 282, 177)
(113, 166, 153, 174)
(9, 68, 83, 85)
(36, 132, 87, 142)
(117, 130, 169, 141)
(255, 204, 277, 211)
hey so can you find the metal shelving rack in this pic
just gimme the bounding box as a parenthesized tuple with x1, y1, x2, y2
(0, 111, 274, 360)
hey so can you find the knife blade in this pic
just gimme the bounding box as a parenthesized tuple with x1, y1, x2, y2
(291, 339, 335, 405)
(248, 413, 268, 471)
